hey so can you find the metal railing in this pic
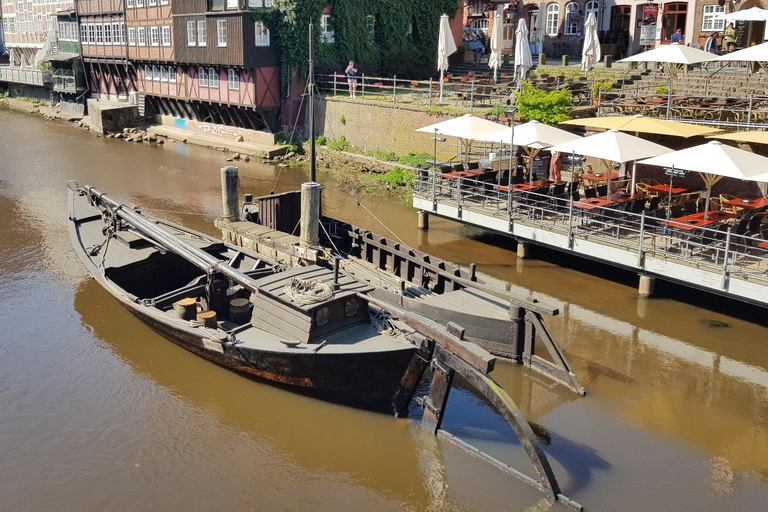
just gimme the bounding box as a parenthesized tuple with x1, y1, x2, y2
(413, 169, 768, 287)
(315, 73, 594, 111)
(597, 91, 768, 130)
(0, 67, 52, 87)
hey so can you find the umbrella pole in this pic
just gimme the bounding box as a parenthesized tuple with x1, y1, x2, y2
(630, 160, 638, 195)
(439, 69, 445, 102)
(703, 183, 712, 220)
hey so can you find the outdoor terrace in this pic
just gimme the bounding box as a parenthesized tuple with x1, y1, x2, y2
(412, 169, 768, 307)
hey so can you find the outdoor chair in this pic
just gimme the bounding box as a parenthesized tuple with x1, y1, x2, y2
(683, 201, 697, 215)
(585, 187, 598, 199)
(596, 185, 608, 197)
(670, 205, 684, 218)
(464, 161, 480, 171)
(631, 197, 648, 214)
(551, 183, 567, 197)
(748, 213, 767, 235)
(571, 190, 581, 202)
(736, 218, 749, 236)
(511, 174, 524, 185)
(647, 195, 662, 211)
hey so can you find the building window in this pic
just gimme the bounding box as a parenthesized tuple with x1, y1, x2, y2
(122, 23, 127, 44)
(662, 3, 687, 42)
(150, 26, 159, 46)
(366, 14, 375, 38)
(169, 66, 176, 82)
(265, 0, 272, 6)
(702, 5, 726, 32)
(227, 69, 239, 90)
(199, 67, 209, 87)
(104, 23, 112, 45)
(96, 24, 104, 45)
(144, 64, 152, 81)
(87, 24, 95, 44)
(161, 0, 169, 5)
(81, 24, 87, 43)
(217, 20, 227, 47)
(585, 1, 599, 18)
(128, 27, 136, 46)
(610, 5, 631, 32)
(161, 66, 169, 82)
(248, 0, 263, 6)
(546, 4, 559, 36)
(112, 22, 120, 45)
(254, 21, 269, 46)
(564, 3, 579, 36)
(197, 20, 206, 46)
(149, 0, 156, 6)
(321, 14, 334, 43)
(127, 0, 135, 7)
(161, 26, 171, 46)
(136, 0, 144, 7)
(187, 20, 196, 46)
(209, 67, 219, 88)
(137, 27, 146, 46)
(153, 65, 160, 81)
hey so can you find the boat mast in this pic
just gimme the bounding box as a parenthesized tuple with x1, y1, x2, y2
(300, 22, 321, 248)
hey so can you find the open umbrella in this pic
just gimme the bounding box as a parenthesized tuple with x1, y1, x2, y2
(618, 43, 714, 78)
(488, 12, 504, 83)
(638, 140, 768, 218)
(437, 14, 457, 102)
(722, 6, 768, 22)
(475, 120, 582, 183)
(709, 130, 768, 145)
(712, 41, 768, 74)
(581, 12, 601, 72)
(515, 19, 533, 83)
(548, 129, 672, 194)
(561, 115, 723, 192)
(416, 114, 506, 164)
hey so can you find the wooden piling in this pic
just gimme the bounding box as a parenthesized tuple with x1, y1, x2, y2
(417, 210, 429, 231)
(300, 182, 321, 248)
(173, 297, 197, 320)
(221, 166, 239, 222)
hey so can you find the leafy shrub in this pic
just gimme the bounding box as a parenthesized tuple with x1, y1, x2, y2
(340, 114, 347, 125)
(315, 134, 328, 146)
(654, 85, 670, 96)
(485, 105, 508, 118)
(372, 150, 398, 162)
(591, 80, 614, 98)
(513, 82, 573, 126)
(397, 151, 431, 168)
(377, 167, 414, 188)
(328, 136, 353, 152)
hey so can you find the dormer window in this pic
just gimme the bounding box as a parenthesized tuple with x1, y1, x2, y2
(316, 307, 330, 327)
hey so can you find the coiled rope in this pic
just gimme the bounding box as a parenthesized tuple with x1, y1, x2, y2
(282, 278, 334, 305)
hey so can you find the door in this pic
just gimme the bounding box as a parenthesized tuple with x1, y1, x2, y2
(662, 3, 687, 44)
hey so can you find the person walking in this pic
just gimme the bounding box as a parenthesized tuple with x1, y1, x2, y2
(703, 32, 719, 69)
(345, 60, 358, 98)
(670, 28, 683, 43)
(549, 151, 562, 182)
(724, 23, 737, 52)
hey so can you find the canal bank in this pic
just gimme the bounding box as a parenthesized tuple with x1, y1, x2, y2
(2, 105, 768, 512)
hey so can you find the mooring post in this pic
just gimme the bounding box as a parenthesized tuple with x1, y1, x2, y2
(300, 182, 321, 247)
(508, 305, 526, 362)
(220, 166, 239, 223)
(417, 210, 429, 231)
(516, 241, 530, 259)
(421, 359, 455, 434)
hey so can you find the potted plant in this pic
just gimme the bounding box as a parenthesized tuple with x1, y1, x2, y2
(591, 80, 613, 107)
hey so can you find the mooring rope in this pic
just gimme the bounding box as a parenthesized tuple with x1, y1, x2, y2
(282, 278, 333, 305)
(355, 199, 410, 249)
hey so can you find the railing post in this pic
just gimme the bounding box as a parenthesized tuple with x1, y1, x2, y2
(567, 197, 574, 248)
(637, 211, 645, 266)
(747, 94, 754, 130)
(666, 84, 672, 120)
(429, 77, 433, 108)
(470, 81, 475, 112)
(361, 74, 365, 100)
(457, 177, 462, 209)
(333, 73, 337, 97)
(432, 169, 437, 208)
(393, 75, 397, 103)
(721, 227, 732, 289)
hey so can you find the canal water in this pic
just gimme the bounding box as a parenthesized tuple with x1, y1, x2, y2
(1, 106, 767, 511)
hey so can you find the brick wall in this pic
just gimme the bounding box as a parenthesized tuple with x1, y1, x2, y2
(693, 0, 768, 48)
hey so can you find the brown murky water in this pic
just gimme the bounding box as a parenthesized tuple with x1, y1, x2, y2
(1, 106, 767, 511)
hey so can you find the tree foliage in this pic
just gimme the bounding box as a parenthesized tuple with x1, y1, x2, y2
(513, 82, 574, 126)
(257, 0, 460, 81)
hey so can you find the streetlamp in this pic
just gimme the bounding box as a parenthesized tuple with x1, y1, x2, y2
(664, 166, 685, 223)
(432, 127, 446, 171)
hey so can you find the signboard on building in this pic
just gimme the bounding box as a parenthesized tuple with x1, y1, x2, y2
(640, 4, 658, 47)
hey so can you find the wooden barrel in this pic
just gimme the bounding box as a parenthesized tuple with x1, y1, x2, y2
(229, 298, 251, 324)
(197, 310, 217, 328)
(173, 297, 197, 320)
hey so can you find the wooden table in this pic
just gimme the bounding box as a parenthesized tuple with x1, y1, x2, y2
(607, 192, 644, 204)
(724, 197, 768, 211)
(581, 173, 620, 184)
(758, 241, 768, 249)
(440, 171, 474, 181)
(663, 211, 737, 231)
(648, 184, 688, 195)
(574, 197, 617, 210)
(495, 183, 545, 193)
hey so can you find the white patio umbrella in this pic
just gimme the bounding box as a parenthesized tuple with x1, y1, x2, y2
(475, 120, 582, 184)
(722, 7, 768, 22)
(548, 129, 672, 193)
(581, 12, 601, 72)
(639, 140, 768, 218)
(618, 43, 715, 77)
(515, 19, 533, 83)
(711, 41, 768, 74)
(437, 13, 457, 102)
(488, 13, 504, 83)
(416, 114, 506, 164)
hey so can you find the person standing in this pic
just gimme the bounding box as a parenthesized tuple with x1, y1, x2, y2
(670, 28, 683, 43)
(345, 60, 358, 98)
(724, 23, 737, 52)
(703, 32, 720, 69)
(549, 151, 562, 182)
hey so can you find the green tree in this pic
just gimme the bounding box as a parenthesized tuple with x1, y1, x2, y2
(513, 82, 573, 126)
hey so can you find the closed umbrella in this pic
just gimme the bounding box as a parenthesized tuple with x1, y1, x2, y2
(437, 13, 457, 102)
(581, 12, 601, 72)
(639, 140, 768, 218)
(515, 19, 533, 83)
(488, 13, 504, 83)
(548, 129, 671, 194)
(535, 2, 547, 56)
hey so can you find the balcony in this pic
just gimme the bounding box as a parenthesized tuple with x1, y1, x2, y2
(52, 68, 83, 94)
(0, 67, 52, 87)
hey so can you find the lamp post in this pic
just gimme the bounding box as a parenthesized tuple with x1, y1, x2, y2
(664, 166, 685, 223)
(432, 128, 446, 171)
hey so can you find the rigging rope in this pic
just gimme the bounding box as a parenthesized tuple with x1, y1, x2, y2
(355, 199, 410, 249)
(282, 278, 333, 305)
